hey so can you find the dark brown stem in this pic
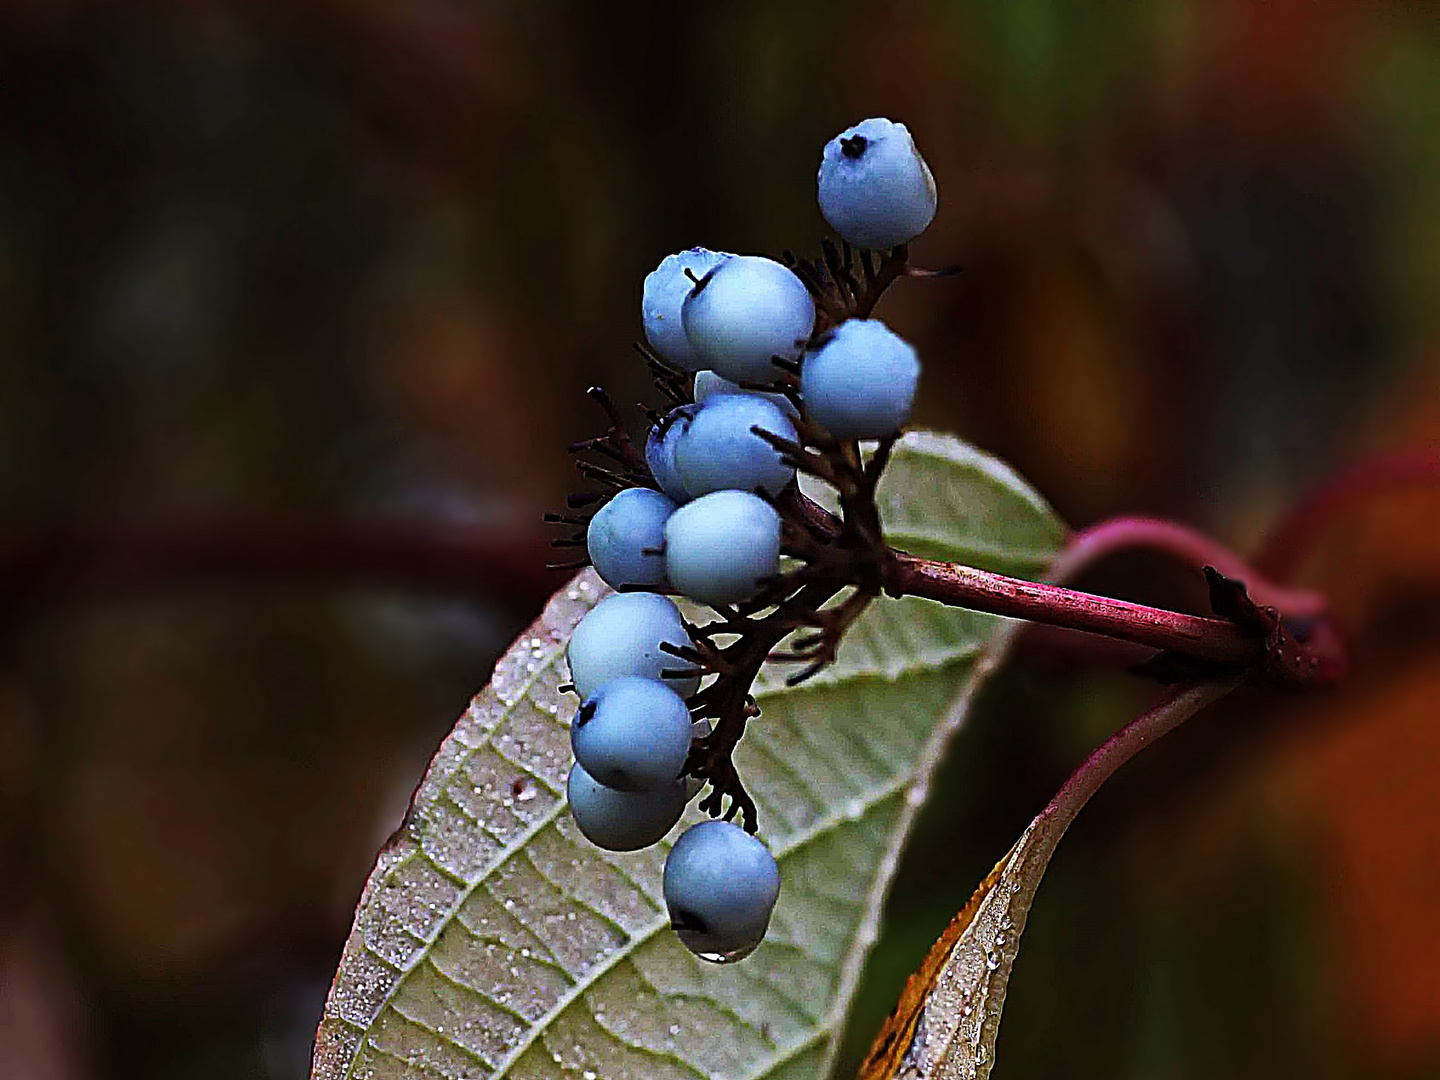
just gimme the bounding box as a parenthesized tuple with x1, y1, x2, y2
(584, 385, 644, 470)
(684, 579, 846, 829)
(852, 244, 909, 317)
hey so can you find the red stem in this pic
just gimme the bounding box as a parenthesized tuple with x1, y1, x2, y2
(1254, 449, 1440, 582)
(0, 501, 1350, 685)
(1039, 678, 1243, 841)
(886, 553, 1258, 666)
(1054, 516, 1327, 618)
(0, 520, 552, 614)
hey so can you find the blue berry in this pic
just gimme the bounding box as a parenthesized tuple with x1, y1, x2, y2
(663, 820, 781, 963)
(693, 370, 799, 420)
(664, 490, 780, 605)
(567, 761, 686, 852)
(571, 676, 693, 792)
(645, 404, 698, 504)
(567, 591, 701, 700)
(643, 248, 733, 371)
(673, 394, 797, 498)
(801, 318, 920, 438)
(587, 487, 676, 591)
(817, 118, 937, 250)
(681, 255, 815, 384)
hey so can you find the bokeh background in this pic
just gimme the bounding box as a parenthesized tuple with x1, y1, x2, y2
(0, 2, 1437, 1077)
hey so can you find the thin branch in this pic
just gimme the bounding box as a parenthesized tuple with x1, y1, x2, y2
(1253, 449, 1440, 582)
(1042, 678, 1244, 836)
(0, 520, 553, 615)
(1055, 516, 1327, 618)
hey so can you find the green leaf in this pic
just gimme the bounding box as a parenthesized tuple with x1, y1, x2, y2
(311, 432, 1065, 1080)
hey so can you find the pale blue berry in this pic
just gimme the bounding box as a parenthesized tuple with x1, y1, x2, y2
(567, 591, 701, 700)
(645, 404, 698, 504)
(817, 117, 937, 250)
(571, 676, 693, 792)
(643, 248, 733, 371)
(587, 487, 676, 591)
(664, 490, 780, 606)
(801, 318, 920, 438)
(567, 761, 686, 852)
(693, 370, 799, 420)
(681, 255, 815, 384)
(673, 394, 797, 498)
(663, 820, 781, 963)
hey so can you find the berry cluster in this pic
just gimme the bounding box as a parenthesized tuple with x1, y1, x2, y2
(549, 118, 941, 964)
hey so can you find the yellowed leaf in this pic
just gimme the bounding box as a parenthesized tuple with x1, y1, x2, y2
(861, 682, 1236, 1080)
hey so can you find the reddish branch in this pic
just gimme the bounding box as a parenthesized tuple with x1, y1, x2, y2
(0, 520, 552, 614)
(1034, 678, 1245, 865)
(1254, 449, 1440, 581)
(0, 509, 1346, 689)
(885, 552, 1257, 665)
(1054, 516, 1327, 618)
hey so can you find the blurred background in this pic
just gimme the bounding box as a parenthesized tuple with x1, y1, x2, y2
(0, 1, 1436, 1077)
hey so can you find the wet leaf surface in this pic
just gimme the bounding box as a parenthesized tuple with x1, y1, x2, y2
(311, 433, 1065, 1080)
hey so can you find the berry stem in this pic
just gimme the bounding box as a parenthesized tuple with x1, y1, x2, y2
(684, 579, 845, 829)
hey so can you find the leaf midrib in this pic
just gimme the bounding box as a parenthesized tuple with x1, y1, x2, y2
(343, 641, 999, 1080)
(483, 768, 917, 1079)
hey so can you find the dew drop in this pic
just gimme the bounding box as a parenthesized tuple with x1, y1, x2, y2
(695, 945, 756, 964)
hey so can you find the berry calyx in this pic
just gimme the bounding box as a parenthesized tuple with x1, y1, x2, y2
(801, 318, 921, 438)
(664, 490, 781, 605)
(643, 248, 733, 372)
(663, 820, 781, 963)
(681, 255, 815, 384)
(566, 591, 701, 700)
(817, 117, 937, 250)
(673, 394, 797, 499)
(571, 676, 693, 792)
(587, 487, 676, 590)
